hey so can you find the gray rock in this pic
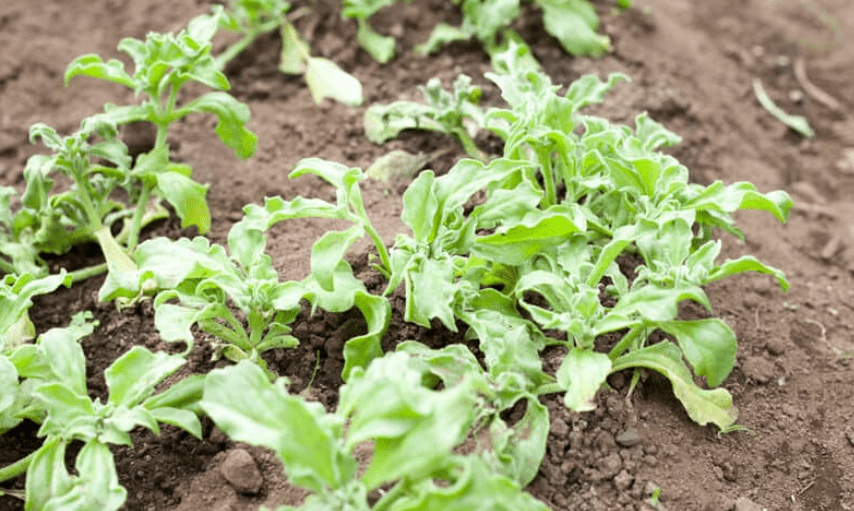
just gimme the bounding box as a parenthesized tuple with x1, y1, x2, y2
(220, 448, 264, 495)
(616, 427, 644, 447)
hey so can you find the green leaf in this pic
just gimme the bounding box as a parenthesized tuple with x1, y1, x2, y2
(25, 438, 73, 511)
(486, 397, 549, 486)
(143, 373, 205, 414)
(537, 0, 611, 57)
(149, 407, 203, 439)
(311, 227, 364, 292)
(105, 346, 186, 407)
(340, 353, 477, 490)
(181, 92, 258, 159)
(556, 348, 611, 412)
(401, 170, 438, 242)
(49, 440, 127, 511)
(279, 23, 310, 74)
(64, 55, 134, 89)
(304, 57, 363, 106)
(611, 341, 738, 430)
(356, 21, 396, 63)
(416, 23, 472, 55)
(1, 272, 72, 348)
(564, 72, 629, 112)
(202, 362, 355, 493)
(405, 255, 458, 331)
(659, 319, 737, 388)
(154, 171, 212, 234)
(0, 356, 19, 419)
(37, 320, 91, 396)
(706, 255, 789, 291)
(342, 291, 392, 381)
(473, 206, 587, 265)
(34, 383, 97, 440)
(385, 456, 551, 511)
(753, 79, 814, 137)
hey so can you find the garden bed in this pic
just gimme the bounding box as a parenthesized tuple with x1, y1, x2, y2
(1, 0, 853, 510)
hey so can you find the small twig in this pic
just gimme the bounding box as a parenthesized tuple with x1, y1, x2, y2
(754, 303, 763, 331)
(797, 477, 816, 495)
(794, 57, 843, 113)
(803, 318, 844, 355)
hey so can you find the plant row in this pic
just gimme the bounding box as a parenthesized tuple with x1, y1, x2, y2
(0, 2, 790, 510)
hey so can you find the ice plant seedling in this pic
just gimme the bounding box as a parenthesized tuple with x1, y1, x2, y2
(341, 0, 406, 63)
(202, 350, 553, 510)
(0, 312, 204, 510)
(64, 8, 257, 270)
(417, 0, 631, 59)
(364, 75, 488, 161)
(218, 0, 364, 106)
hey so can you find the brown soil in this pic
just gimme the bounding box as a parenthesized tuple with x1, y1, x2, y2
(2, 0, 854, 510)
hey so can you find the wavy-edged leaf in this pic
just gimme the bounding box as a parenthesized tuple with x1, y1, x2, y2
(659, 319, 737, 388)
(611, 341, 738, 430)
(556, 348, 611, 412)
(304, 57, 363, 107)
(182, 92, 257, 159)
(202, 362, 355, 493)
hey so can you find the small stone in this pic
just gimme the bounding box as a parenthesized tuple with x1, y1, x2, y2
(845, 429, 854, 447)
(613, 470, 634, 492)
(220, 449, 263, 495)
(789, 89, 804, 103)
(734, 496, 764, 511)
(616, 427, 644, 447)
(765, 338, 787, 356)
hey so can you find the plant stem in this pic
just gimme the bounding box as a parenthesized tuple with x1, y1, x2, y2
(216, 19, 285, 70)
(68, 262, 108, 283)
(536, 146, 557, 208)
(453, 129, 487, 163)
(363, 222, 392, 277)
(0, 451, 35, 483)
(0, 258, 18, 275)
(608, 324, 645, 360)
(372, 480, 409, 511)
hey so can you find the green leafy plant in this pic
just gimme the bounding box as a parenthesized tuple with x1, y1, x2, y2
(0, 312, 203, 509)
(105, 160, 392, 380)
(356, 42, 792, 431)
(60, 7, 256, 292)
(0, 272, 71, 349)
(218, 0, 364, 106)
(202, 349, 552, 510)
(364, 75, 488, 161)
(417, 0, 631, 59)
(340, 0, 407, 63)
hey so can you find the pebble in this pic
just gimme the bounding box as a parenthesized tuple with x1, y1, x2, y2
(765, 337, 787, 356)
(220, 448, 263, 495)
(734, 496, 764, 511)
(616, 427, 644, 447)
